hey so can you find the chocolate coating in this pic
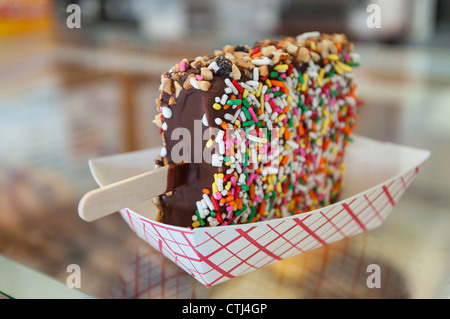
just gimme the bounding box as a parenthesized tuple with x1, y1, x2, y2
(159, 77, 228, 227)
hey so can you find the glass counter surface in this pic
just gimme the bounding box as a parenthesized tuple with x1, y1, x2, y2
(1, 181, 449, 299)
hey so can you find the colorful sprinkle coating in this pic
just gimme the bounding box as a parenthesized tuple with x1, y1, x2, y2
(153, 32, 363, 228)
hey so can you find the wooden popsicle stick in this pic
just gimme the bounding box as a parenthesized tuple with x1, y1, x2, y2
(78, 162, 189, 222)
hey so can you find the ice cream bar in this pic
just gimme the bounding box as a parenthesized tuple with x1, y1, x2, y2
(152, 32, 362, 228)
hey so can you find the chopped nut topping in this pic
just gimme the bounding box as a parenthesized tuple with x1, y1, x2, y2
(310, 51, 321, 62)
(152, 114, 162, 127)
(183, 74, 195, 90)
(191, 59, 205, 69)
(162, 78, 172, 95)
(222, 45, 235, 54)
(174, 81, 183, 98)
(232, 51, 246, 59)
(231, 64, 241, 80)
(258, 65, 268, 77)
(235, 58, 253, 70)
(297, 47, 310, 63)
(286, 42, 299, 55)
(200, 67, 213, 80)
(261, 45, 276, 56)
(197, 80, 212, 91)
(224, 52, 236, 62)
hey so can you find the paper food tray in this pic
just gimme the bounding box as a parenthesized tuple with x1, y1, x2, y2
(87, 135, 430, 287)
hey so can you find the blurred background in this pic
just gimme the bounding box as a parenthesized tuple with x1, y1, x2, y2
(0, 0, 449, 299)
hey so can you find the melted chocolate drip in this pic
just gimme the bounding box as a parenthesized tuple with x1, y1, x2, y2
(159, 76, 229, 227)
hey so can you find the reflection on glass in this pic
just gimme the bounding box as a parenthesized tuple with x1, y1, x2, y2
(111, 233, 409, 299)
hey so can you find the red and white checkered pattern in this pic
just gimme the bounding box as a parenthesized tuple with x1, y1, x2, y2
(119, 163, 423, 287)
